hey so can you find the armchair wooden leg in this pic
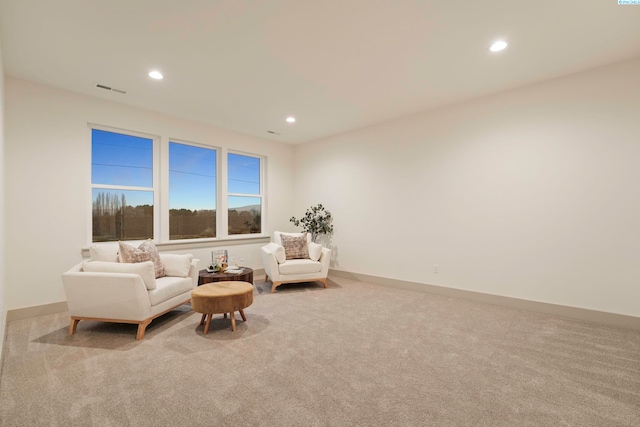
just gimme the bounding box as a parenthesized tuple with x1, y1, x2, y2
(271, 282, 281, 293)
(230, 312, 237, 331)
(69, 318, 80, 336)
(204, 314, 212, 335)
(265, 274, 269, 282)
(136, 320, 151, 340)
(319, 278, 328, 288)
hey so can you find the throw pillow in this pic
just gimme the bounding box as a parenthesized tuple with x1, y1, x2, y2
(118, 242, 153, 264)
(281, 234, 310, 260)
(265, 242, 286, 264)
(82, 260, 157, 290)
(161, 254, 194, 278)
(88, 244, 120, 262)
(119, 240, 166, 278)
(308, 242, 323, 262)
(274, 231, 311, 246)
(138, 240, 166, 278)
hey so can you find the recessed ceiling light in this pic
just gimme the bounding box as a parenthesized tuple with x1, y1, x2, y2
(489, 40, 508, 52)
(148, 70, 164, 80)
(286, 116, 296, 123)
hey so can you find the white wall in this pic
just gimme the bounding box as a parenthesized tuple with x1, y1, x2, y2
(4, 78, 295, 311)
(295, 58, 640, 317)
(5, 58, 640, 319)
(0, 31, 7, 359)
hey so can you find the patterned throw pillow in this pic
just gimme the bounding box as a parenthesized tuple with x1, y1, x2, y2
(118, 240, 166, 278)
(281, 234, 310, 260)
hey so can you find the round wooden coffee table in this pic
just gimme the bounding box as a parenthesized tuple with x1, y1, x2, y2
(191, 281, 254, 334)
(198, 267, 253, 286)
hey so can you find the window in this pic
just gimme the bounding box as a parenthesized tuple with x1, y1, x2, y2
(228, 153, 262, 235)
(91, 128, 155, 242)
(169, 141, 217, 240)
(90, 126, 265, 243)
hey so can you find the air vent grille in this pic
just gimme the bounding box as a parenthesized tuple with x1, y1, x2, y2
(96, 84, 127, 94)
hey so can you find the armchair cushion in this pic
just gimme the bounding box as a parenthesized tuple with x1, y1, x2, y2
(281, 234, 310, 260)
(308, 242, 322, 262)
(161, 254, 194, 277)
(278, 259, 322, 275)
(82, 260, 157, 290)
(265, 242, 286, 264)
(89, 244, 120, 263)
(147, 276, 193, 306)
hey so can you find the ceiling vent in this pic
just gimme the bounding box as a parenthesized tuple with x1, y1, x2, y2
(96, 84, 127, 94)
(267, 130, 281, 135)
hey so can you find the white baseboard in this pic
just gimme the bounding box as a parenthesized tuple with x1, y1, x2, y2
(7, 301, 69, 322)
(328, 269, 640, 331)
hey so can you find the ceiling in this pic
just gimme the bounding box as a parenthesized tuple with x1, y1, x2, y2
(1, 1, 639, 144)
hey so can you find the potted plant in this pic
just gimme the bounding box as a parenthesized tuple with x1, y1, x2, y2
(290, 204, 334, 243)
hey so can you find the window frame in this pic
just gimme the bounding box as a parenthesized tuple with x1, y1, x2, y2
(165, 138, 221, 242)
(226, 150, 265, 237)
(88, 124, 267, 246)
(89, 124, 160, 243)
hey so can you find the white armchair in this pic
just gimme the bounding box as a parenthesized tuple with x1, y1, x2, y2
(261, 231, 331, 293)
(62, 244, 199, 340)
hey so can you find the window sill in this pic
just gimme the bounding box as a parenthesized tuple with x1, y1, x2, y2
(82, 235, 270, 257)
(157, 235, 270, 251)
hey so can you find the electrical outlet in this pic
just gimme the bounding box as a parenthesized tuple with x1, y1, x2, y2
(433, 264, 439, 273)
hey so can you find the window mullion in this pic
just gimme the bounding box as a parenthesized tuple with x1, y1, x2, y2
(154, 135, 163, 243)
(219, 147, 229, 238)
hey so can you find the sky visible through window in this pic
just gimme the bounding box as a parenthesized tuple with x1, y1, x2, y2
(170, 142, 216, 210)
(92, 129, 152, 188)
(228, 153, 260, 194)
(92, 130, 260, 210)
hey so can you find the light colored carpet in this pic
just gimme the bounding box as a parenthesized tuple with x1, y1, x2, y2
(1, 276, 639, 426)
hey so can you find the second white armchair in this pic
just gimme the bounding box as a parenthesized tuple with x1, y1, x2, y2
(261, 231, 331, 293)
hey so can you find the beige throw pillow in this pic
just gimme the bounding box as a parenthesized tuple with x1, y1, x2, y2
(161, 254, 194, 278)
(266, 243, 286, 264)
(281, 234, 310, 260)
(119, 240, 166, 278)
(88, 244, 120, 262)
(308, 242, 323, 262)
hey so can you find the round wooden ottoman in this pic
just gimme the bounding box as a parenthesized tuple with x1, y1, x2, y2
(191, 281, 254, 334)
